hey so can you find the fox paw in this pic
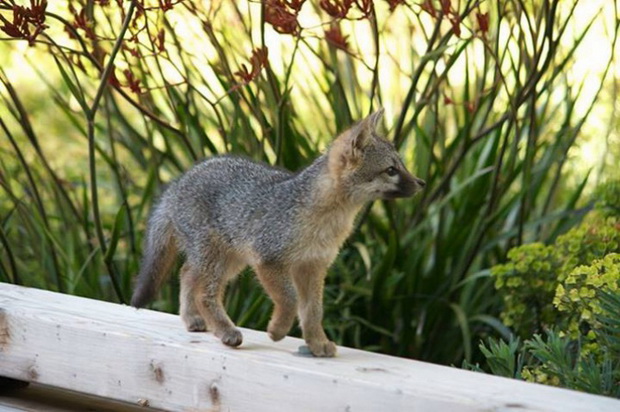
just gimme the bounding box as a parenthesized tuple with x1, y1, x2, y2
(267, 322, 289, 342)
(306, 340, 337, 357)
(183, 316, 207, 332)
(181, 315, 207, 332)
(220, 329, 243, 347)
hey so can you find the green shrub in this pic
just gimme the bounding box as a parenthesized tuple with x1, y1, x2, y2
(519, 327, 618, 396)
(477, 182, 620, 397)
(492, 215, 620, 337)
(554, 253, 620, 356)
(469, 290, 620, 398)
(467, 285, 620, 397)
(491, 243, 559, 336)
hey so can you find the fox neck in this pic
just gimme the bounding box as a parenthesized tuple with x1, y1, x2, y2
(295, 154, 361, 212)
(287, 155, 363, 262)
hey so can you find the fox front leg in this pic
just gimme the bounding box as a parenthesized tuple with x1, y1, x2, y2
(293, 264, 337, 357)
(255, 264, 298, 342)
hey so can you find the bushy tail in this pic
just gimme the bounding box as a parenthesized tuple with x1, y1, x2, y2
(131, 199, 177, 308)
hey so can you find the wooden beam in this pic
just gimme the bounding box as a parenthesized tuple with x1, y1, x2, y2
(0, 283, 618, 411)
(0, 383, 157, 412)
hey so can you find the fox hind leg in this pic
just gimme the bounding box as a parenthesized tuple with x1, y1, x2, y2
(179, 263, 207, 332)
(189, 250, 245, 347)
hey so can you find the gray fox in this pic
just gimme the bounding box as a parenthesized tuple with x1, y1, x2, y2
(131, 109, 425, 357)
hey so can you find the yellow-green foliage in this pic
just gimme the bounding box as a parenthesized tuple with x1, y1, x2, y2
(554, 217, 620, 283)
(492, 215, 619, 337)
(521, 365, 561, 387)
(554, 253, 620, 355)
(491, 243, 560, 335)
(489, 181, 620, 392)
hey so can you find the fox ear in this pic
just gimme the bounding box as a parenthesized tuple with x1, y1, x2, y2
(346, 108, 384, 157)
(347, 108, 384, 156)
(348, 122, 372, 157)
(328, 113, 377, 175)
(363, 108, 384, 132)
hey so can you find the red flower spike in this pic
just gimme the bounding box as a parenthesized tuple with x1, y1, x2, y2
(385, 0, 405, 12)
(285, 0, 306, 12)
(450, 13, 461, 37)
(108, 68, 121, 88)
(440, 0, 451, 14)
(132, 6, 144, 28)
(23, 0, 47, 27)
(324, 26, 349, 51)
(158, 0, 174, 12)
(125, 45, 141, 58)
(123, 69, 142, 94)
(354, 0, 373, 19)
(235, 64, 253, 84)
(251, 47, 270, 69)
(0, 0, 48, 46)
(476, 12, 489, 34)
(0, 12, 23, 38)
(320, 0, 353, 19)
(235, 47, 269, 85)
(420, 0, 436, 18)
(156, 29, 166, 53)
(69, 5, 96, 40)
(265, 0, 299, 35)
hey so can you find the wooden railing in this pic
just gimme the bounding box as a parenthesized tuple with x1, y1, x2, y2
(0, 283, 618, 411)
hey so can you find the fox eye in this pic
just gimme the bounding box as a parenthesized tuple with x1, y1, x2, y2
(385, 166, 398, 177)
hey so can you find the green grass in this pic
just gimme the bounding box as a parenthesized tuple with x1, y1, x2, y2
(0, 0, 618, 367)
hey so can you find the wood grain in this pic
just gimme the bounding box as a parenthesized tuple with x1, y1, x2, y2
(0, 283, 618, 411)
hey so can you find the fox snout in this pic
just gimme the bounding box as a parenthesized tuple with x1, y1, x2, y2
(384, 171, 426, 199)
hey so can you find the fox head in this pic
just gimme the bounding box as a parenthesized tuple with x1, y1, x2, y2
(327, 109, 426, 204)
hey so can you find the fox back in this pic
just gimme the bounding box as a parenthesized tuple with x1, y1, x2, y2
(131, 109, 425, 357)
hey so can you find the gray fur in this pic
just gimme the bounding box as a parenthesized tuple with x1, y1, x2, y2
(171, 155, 329, 262)
(131, 155, 334, 306)
(131, 109, 425, 356)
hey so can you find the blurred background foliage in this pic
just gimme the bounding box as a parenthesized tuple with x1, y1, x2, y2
(1, 0, 619, 382)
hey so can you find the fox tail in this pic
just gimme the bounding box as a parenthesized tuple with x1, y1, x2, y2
(130, 198, 177, 308)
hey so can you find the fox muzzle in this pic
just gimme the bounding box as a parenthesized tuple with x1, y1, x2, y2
(384, 173, 425, 199)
